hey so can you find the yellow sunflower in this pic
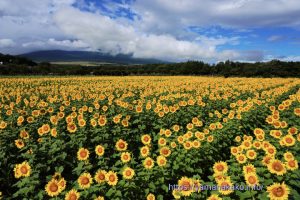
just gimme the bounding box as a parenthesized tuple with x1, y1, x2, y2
(217, 178, 234, 195)
(157, 155, 167, 167)
(207, 194, 222, 200)
(65, 189, 80, 200)
(14, 161, 31, 178)
(115, 139, 128, 151)
(267, 159, 287, 176)
(147, 193, 155, 200)
(213, 161, 228, 174)
(283, 152, 294, 161)
(178, 176, 194, 197)
(105, 171, 118, 186)
(267, 182, 290, 200)
(158, 137, 167, 146)
(143, 157, 154, 169)
(121, 152, 131, 163)
(140, 146, 150, 157)
(94, 196, 105, 200)
(243, 164, 256, 174)
(244, 172, 259, 187)
(141, 134, 151, 145)
(45, 179, 61, 197)
(159, 147, 171, 157)
(15, 139, 25, 149)
(77, 148, 89, 161)
(285, 159, 298, 171)
(246, 150, 257, 160)
(78, 172, 93, 189)
(236, 154, 247, 164)
(95, 145, 105, 156)
(94, 170, 107, 184)
(122, 167, 135, 180)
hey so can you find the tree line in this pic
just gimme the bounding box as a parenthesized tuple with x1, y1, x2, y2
(1, 53, 300, 77)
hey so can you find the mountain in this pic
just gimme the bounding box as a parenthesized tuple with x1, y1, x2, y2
(19, 50, 165, 64)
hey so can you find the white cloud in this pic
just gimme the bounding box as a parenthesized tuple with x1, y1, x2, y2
(267, 35, 284, 42)
(53, 7, 244, 62)
(0, 39, 15, 48)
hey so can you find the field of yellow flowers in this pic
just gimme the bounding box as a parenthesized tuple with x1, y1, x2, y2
(0, 76, 300, 200)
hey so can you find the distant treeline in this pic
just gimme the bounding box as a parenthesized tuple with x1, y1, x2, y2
(1, 53, 300, 77)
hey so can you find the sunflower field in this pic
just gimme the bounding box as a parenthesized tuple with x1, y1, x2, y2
(0, 76, 300, 200)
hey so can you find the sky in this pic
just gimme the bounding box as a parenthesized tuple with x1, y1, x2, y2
(1, 0, 300, 62)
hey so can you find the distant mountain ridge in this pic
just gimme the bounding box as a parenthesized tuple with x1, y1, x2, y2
(19, 50, 165, 64)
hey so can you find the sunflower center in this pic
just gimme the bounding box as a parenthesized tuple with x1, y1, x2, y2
(69, 193, 78, 200)
(273, 162, 283, 171)
(146, 160, 152, 166)
(49, 183, 58, 192)
(81, 177, 89, 185)
(286, 138, 292, 143)
(80, 151, 87, 158)
(98, 173, 105, 180)
(20, 166, 28, 174)
(217, 165, 224, 171)
(181, 181, 191, 191)
(109, 175, 115, 182)
(119, 143, 125, 148)
(272, 187, 284, 197)
(125, 170, 131, 176)
(288, 160, 295, 167)
(248, 176, 256, 184)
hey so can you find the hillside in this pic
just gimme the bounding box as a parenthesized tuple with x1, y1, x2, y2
(20, 50, 165, 64)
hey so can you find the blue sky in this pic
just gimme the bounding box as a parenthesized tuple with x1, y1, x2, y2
(1, 0, 300, 62)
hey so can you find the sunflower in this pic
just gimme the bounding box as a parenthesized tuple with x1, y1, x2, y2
(285, 159, 298, 171)
(67, 123, 77, 133)
(243, 164, 256, 174)
(283, 152, 294, 161)
(122, 167, 135, 180)
(95, 145, 105, 156)
(267, 159, 287, 176)
(115, 139, 128, 151)
(217, 178, 234, 195)
(282, 135, 296, 146)
(146, 193, 155, 200)
(288, 127, 298, 135)
(65, 189, 80, 200)
(173, 125, 180, 132)
(246, 150, 257, 160)
(230, 146, 239, 156)
(236, 154, 247, 164)
(14, 161, 31, 178)
(58, 178, 66, 191)
(15, 139, 24, 149)
(141, 134, 151, 145)
(262, 155, 274, 166)
(244, 172, 259, 187)
(143, 157, 154, 169)
(172, 189, 181, 199)
(170, 142, 177, 148)
(159, 147, 171, 157)
(78, 119, 86, 127)
(78, 172, 93, 189)
(192, 140, 201, 148)
(157, 155, 167, 167)
(140, 146, 150, 157)
(105, 171, 118, 186)
(20, 130, 29, 139)
(294, 108, 300, 116)
(45, 179, 61, 197)
(207, 194, 222, 200)
(42, 124, 51, 134)
(267, 182, 290, 200)
(121, 152, 131, 163)
(77, 148, 89, 161)
(94, 170, 107, 184)
(213, 161, 228, 174)
(178, 177, 194, 196)
(94, 196, 105, 200)
(50, 128, 57, 137)
(207, 135, 214, 142)
(241, 140, 252, 149)
(183, 141, 192, 150)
